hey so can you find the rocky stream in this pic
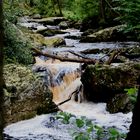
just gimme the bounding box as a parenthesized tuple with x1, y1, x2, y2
(3, 16, 140, 139)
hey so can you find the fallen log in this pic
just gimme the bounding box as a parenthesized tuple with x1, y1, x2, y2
(31, 47, 98, 64)
(67, 50, 92, 59)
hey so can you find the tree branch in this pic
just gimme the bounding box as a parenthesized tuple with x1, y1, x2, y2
(57, 84, 82, 106)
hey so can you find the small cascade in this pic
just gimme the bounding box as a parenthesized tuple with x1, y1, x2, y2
(33, 57, 81, 103)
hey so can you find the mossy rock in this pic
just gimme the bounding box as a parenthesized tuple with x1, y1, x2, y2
(106, 94, 133, 113)
(36, 28, 67, 36)
(44, 37, 66, 47)
(27, 33, 66, 47)
(25, 33, 47, 46)
(81, 62, 140, 102)
(80, 25, 126, 42)
(59, 21, 68, 29)
(3, 64, 58, 125)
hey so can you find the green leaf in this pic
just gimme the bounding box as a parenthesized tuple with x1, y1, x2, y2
(124, 87, 138, 95)
(76, 119, 84, 128)
(108, 128, 119, 136)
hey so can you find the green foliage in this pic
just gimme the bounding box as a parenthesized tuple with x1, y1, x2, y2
(56, 111, 72, 124)
(107, 127, 126, 140)
(76, 118, 85, 128)
(73, 132, 90, 140)
(4, 0, 29, 23)
(114, 0, 140, 35)
(4, 21, 33, 65)
(33, 0, 54, 16)
(108, 128, 120, 140)
(63, 0, 99, 20)
(124, 87, 138, 95)
(124, 87, 138, 103)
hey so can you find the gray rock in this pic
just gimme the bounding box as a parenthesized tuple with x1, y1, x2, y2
(3, 64, 58, 125)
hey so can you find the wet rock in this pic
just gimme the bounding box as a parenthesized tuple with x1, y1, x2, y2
(59, 21, 68, 29)
(121, 46, 140, 60)
(65, 35, 81, 40)
(26, 32, 66, 47)
(81, 28, 99, 36)
(81, 62, 140, 103)
(3, 64, 58, 125)
(28, 17, 66, 26)
(32, 14, 42, 19)
(44, 37, 66, 47)
(36, 28, 67, 36)
(106, 93, 133, 113)
(26, 33, 47, 47)
(80, 25, 126, 42)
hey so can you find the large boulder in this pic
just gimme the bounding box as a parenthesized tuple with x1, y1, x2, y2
(106, 93, 134, 113)
(80, 25, 126, 42)
(44, 37, 66, 47)
(3, 64, 57, 125)
(26, 33, 66, 47)
(81, 62, 140, 103)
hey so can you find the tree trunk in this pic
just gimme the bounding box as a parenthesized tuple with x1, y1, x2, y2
(0, 0, 4, 139)
(29, 0, 34, 7)
(56, 0, 63, 16)
(126, 76, 140, 140)
(99, 0, 106, 23)
(51, 0, 57, 15)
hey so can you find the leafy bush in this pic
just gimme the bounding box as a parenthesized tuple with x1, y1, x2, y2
(56, 111, 72, 124)
(124, 87, 138, 104)
(4, 21, 33, 65)
(114, 0, 140, 37)
(4, 0, 30, 24)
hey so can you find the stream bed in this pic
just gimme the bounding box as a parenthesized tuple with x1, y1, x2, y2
(4, 16, 139, 139)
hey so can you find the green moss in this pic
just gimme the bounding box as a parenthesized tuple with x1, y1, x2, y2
(18, 112, 36, 121)
(3, 64, 37, 96)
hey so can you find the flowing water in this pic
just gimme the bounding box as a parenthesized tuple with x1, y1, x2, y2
(4, 16, 138, 139)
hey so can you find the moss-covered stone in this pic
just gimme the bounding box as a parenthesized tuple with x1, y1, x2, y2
(3, 64, 58, 125)
(106, 94, 133, 113)
(44, 37, 66, 47)
(80, 25, 126, 42)
(26, 33, 66, 47)
(81, 62, 140, 103)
